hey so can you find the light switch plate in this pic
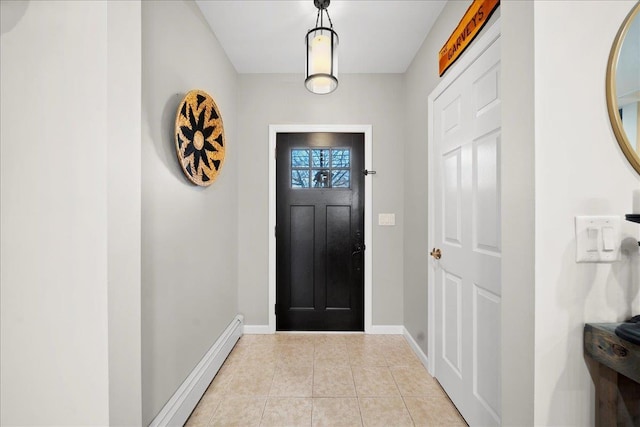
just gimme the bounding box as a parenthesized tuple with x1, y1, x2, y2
(378, 213, 395, 226)
(575, 216, 621, 263)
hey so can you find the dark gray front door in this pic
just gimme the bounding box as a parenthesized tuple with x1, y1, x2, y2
(276, 132, 365, 331)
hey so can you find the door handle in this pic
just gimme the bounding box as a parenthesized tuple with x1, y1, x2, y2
(430, 248, 442, 260)
(352, 242, 365, 272)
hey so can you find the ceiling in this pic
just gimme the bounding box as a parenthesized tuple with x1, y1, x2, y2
(195, 0, 447, 74)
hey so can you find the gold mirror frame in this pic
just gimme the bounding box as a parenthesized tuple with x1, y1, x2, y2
(606, 2, 640, 175)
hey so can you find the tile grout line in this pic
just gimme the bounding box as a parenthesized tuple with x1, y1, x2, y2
(259, 341, 278, 426)
(206, 345, 239, 426)
(389, 360, 416, 426)
(400, 395, 417, 427)
(311, 339, 316, 427)
(352, 361, 365, 427)
(207, 350, 242, 426)
(204, 398, 222, 427)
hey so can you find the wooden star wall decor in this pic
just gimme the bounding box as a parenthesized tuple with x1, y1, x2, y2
(175, 90, 225, 186)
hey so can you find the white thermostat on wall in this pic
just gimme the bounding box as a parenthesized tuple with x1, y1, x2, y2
(575, 216, 622, 263)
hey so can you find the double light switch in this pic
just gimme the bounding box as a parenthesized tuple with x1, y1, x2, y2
(575, 216, 621, 263)
(378, 213, 396, 226)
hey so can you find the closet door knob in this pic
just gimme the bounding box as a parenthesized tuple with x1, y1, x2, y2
(430, 248, 442, 260)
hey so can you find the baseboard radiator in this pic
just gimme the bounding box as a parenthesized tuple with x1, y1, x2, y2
(149, 314, 243, 427)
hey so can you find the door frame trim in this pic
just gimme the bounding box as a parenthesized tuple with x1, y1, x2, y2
(268, 124, 373, 333)
(427, 19, 501, 375)
(268, 125, 373, 334)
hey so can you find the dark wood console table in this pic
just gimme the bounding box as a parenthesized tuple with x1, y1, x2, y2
(584, 323, 640, 426)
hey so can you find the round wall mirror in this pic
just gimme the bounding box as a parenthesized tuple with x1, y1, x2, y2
(607, 2, 640, 175)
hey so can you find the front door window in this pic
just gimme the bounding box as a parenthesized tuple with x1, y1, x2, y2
(290, 148, 351, 189)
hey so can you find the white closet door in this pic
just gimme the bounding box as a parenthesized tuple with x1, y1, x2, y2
(432, 34, 502, 427)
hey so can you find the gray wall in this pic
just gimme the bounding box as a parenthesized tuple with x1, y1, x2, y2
(141, 1, 238, 424)
(237, 74, 405, 326)
(1, 1, 112, 424)
(402, 0, 473, 356)
(108, 1, 143, 425)
(500, 2, 535, 425)
(403, 2, 640, 425)
(402, 2, 536, 424)
(532, 2, 640, 425)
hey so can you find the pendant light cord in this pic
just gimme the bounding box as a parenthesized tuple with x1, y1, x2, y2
(325, 9, 333, 28)
(314, 6, 333, 29)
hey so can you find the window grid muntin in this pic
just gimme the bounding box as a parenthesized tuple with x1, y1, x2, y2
(291, 147, 351, 189)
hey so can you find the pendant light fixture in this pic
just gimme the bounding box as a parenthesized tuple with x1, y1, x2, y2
(305, 0, 338, 94)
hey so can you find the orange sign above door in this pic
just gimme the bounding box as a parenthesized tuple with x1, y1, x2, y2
(439, 0, 500, 76)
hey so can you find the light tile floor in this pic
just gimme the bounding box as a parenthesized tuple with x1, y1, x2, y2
(185, 334, 467, 427)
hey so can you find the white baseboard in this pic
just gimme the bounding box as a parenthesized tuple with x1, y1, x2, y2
(243, 324, 271, 334)
(149, 315, 243, 427)
(368, 325, 404, 334)
(276, 330, 364, 334)
(244, 324, 404, 335)
(403, 326, 430, 373)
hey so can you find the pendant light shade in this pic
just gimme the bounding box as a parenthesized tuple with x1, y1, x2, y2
(305, 0, 338, 94)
